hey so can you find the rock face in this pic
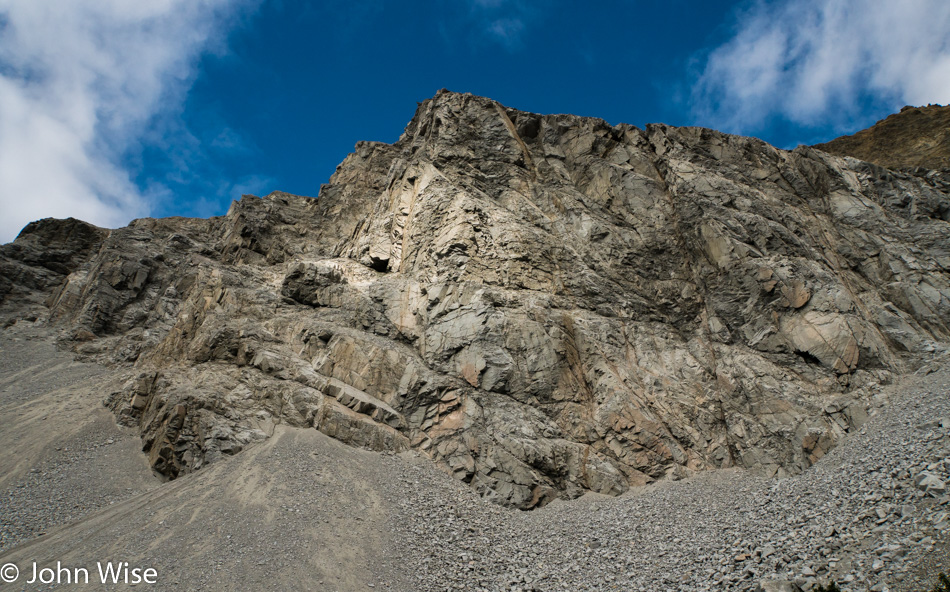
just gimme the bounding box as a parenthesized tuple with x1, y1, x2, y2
(0, 218, 108, 322)
(814, 104, 950, 171)
(2, 90, 949, 508)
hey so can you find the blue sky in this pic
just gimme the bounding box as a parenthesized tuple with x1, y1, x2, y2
(1, 0, 949, 242)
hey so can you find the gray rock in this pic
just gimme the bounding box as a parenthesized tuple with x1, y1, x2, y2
(758, 579, 803, 592)
(3, 90, 950, 509)
(914, 471, 947, 496)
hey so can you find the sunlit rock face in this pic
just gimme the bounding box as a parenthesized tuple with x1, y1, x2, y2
(814, 103, 950, 171)
(4, 90, 948, 508)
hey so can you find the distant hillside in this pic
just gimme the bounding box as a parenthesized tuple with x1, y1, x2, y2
(814, 104, 950, 170)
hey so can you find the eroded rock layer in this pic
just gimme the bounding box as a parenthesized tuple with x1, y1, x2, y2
(3, 90, 949, 508)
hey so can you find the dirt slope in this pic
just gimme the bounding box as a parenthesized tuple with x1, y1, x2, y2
(0, 325, 159, 551)
(0, 326, 414, 591)
(814, 104, 950, 170)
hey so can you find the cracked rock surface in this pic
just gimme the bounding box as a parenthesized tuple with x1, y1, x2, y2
(1, 91, 949, 510)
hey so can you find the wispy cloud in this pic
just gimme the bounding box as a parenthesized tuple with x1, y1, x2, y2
(690, 0, 950, 136)
(0, 0, 257, 243)
(485, 17, 525, 50)
(443, 0, 537, 51)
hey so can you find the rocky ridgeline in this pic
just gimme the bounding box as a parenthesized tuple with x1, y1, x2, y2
(1, 90, 949, 509)
(815, 105, 950, 172)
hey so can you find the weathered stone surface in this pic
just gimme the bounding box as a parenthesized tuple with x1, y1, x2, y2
(0, 218, 108, 322)
(4, 90, 950, 508)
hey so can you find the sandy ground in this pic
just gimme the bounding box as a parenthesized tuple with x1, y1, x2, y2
(0, 325, 416, 591)
(1, 426, 414, 591)
(0, 327, 159, 551)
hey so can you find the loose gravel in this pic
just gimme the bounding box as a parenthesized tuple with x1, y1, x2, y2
(387, 358, 950, 592)
(0, 326, 159, 553)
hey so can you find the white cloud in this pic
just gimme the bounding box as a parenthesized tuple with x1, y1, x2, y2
(691, 0, 950, 136)
(0, 0, 255, 243)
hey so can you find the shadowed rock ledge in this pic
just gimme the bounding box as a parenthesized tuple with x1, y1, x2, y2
(2, 90, 948, 509)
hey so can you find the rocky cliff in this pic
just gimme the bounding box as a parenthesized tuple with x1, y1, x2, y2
(2, 90, 949, 509)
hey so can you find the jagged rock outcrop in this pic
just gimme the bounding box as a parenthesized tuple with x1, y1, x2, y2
(0, 217, 108, 323)
(3, 90, 949, 508)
